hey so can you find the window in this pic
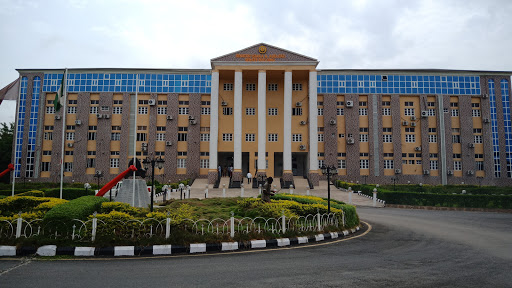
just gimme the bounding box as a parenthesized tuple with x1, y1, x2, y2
(359, 128, 368, 132)
(138, 107, 148, 114)
(101, 106, 109, 112)
(41, 162, 50, 172)
(405, 134, 415, 143)
(90, 106, 98, 114)
(268, 108, 278, 116)
(452, 135, 461, 143)
(451, 109, 459, 117)
(156, 126, 165, 132)
(404, 108, 415, 116)
(111, 107, 122, 114)
(110, 151, 120, 156)
(428, 109, 436, 116)
(383, 135, 392, 143)
(67, 107, 76, 114)
(475, 154, 484, 159)
(178, 101, 189, 105)
(454, 161, 462, 171)
(383, 153, 393, 157)
(136, 133, 147, 141)
(292, 83, 302, 91)
(427, 102, 435, 107)
(200, 159, 209, 169)
(472, 109, 481, 117)
(268, 134, 278, 142)
(177, 159, 186, 168)
(43, 150, 52, 155)
(177, 151, 187, 156)
(430, 160, 438, 170)
(473, 128, 482, 134)
(359, 101, 367, 107)
(223, 107, 233, 115)
(453, 154, 461, 158)
(110, 158, 119, 168)
(156, 133, 165, 141)
(246, 83, 256, 91)
(112, 126, 122, 131)
(200, 127, 210, 132)
(200, 134, 210, 142)
(337, 101, 345, 106)
(359, 134, 368, 142)
(223, 133, 233, 141)
(404, 102, 414, 106)
(360, 159, 369, 169)
(178, 133, 187, 141)
(111, 133, 121, 141)
(292, 134, 302, 142)
(114, 100, 123, 105)
(474, 135, 482, 143)
(338, 134, 345, 138)
(337, 108, 344, 116)
(428, 128, 437, 133)
(46, 106, 55, 114)
(157, 107, 167, 115)
(384, 160, 394, 169)
(318, 133, 324, 142)
(246, 133, 255, 142)
(87, 151, 96, 156)
(476, 161, 484, 171)
(429, 153, 438, 158)
(64, 162, 73, 172)
(66, 132, 75, 141)
(246, 108, 255, 115)
(450, 102, 458, 107)
(359, 108, 368, 116)
(318, 159, 324, 168)
(200, 152, 209, 156)
(268, 84, 278, 91)
(66, 125, 76, 130)
(90, 100, 99, 105)
(318, 101, 323, 106)
(382, 108, 391, 116)
(318, 108, 324, 116)
(472, 103, 480, 108)
(88, 132, 96, 140)
(223, 83, 233, 91)
(201, 101, 210, 106)
(382, 101, 391, 106)
(292, 108, 303, 116)
(429, 135, 437, 143)
(178, 107, 189, 115)
(338, 159, 346, 169)
(405, 128, 415, 133)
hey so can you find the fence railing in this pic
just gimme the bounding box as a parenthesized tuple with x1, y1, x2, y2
(0, 212, 343, 243)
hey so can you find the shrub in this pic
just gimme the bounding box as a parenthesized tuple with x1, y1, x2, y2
(100, 201, 143, 216)
(43, 188, 95, 200)
(43, 196, 108, 223)
(17, 190, 45, 197)
(0, 196, 54, 216)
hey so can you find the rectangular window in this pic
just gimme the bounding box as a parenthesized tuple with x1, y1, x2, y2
(246, 108, 255, 115)
(476, 161, 484, 171)
(404, 108, 415, 116)
(66, 132, 75, 141)
(111, 133, 121, 141)
(157, 107, 167, 115)
(338, 159, 346, 169)
(268, 84, 278, 91)
(384, 160, 394, 169)
(110, 158, 119, 168)
(90, 106, 98, 114)
(178, 133, 187, 141)
(90, 100, 99, 105)
(428, 109, 436, 116)
(41, 162, 50, 172)
(112, 107, 122, 114)
(359, 101, 367, 107)
(337, 101, 345, 106)
(64, 162, 73, 172)
(178, 101, 189, 105)
(404, 102, 414, 106)
(112, 126, 122, 131)
(318, 108, 324, 116)
(292, 134, 302, 142)
(382, 108, 391, 116)
(201, 101, 210, 106)
(156, 133, 165, 141)
(452, 135, 461, 143)
(382, 101, 391, 106)
(223, 133, 233, 141)
(177, 159, 187, 168)
(405, 134, 416, 143)
(200, 159, 209, 169)
(138, 107, 148, 114)
(474, 135, 482, 143)
(201, 107, 211, 115)
(430, 160, 438, 170)
(318, 133, 324, 142)
(360, 159, 369, 169)
(359, 108, 368, 116)
(450, 102, 459, 107)
(101, 106, 109, 112)
(451, 109, 459, 117)
(268, 108, 278, 116)
(223, 107, 233, 115)
(67, 107, 76, 114)
(359, 134, 368, 142)
(200, 133, 210, 142)
(246, 83, 256, 91)
(429, 134, 437, 143)
(292, 83, 302, 91)
(245, 133, 255, 142)
(383, 135, 392, 142)
(472, 109, 481, 117)
(427, 102, 435, 107)
(43, 150, 52, 155)
(46, 106, 55, 114)
(136, 133, 147, 141)
(88, 132, 96, 141)
(178, 107, 189, 115)
(292, 108, 303, 116)
(473, 128, 482, 134)
(337, 108, 344, 116)
(223, 83, 233, 91)
(318, 159, 324, 168)
(268, 133, 278, 142)
(114, 100, 123, 105)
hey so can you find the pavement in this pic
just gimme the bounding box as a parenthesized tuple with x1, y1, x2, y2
(156, 176, 385, 207)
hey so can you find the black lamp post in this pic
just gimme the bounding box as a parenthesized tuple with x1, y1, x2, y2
(94, 171, 103, 190)
(392, 176, 398, 191)
(321, 165, 338, 213)
(143, 156, 165, 212)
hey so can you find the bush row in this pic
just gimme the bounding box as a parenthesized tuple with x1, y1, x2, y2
(43, 196, 108, 223)
(0, 188, 94, 199)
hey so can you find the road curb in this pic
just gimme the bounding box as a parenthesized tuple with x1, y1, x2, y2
(0, 225, 362, 258)
(385, 204, 512, 213)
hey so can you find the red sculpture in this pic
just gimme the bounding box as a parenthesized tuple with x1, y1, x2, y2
(0, 163, 14, 178)
(95, 165, 138, 197)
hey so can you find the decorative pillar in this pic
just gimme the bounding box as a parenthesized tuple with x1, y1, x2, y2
(308, 71, 319, 186)
(208, 71, 219, 184)
(282, 71, 293, 183)
(257, 70, 267, 180)
(232, 70, 243, 182)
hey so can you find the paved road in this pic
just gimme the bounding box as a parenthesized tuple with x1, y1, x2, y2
(1, 208, 511, 287)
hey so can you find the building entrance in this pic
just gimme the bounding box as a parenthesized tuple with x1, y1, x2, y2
(218, 152, 233, 177)
(292, 152, 308, 176)
(274, 152, 283, 177)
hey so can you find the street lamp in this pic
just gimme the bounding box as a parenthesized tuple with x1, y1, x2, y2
(84, 183, 91, 195)
(143, 156, 165, 212)
(321, 165, 338, 213)
(94, 171, 103, 190)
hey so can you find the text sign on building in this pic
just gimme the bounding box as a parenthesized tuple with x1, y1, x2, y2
(235, 45, 285, 62)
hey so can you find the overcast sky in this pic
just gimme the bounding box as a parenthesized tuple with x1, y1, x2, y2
(1, 0, 511, 124)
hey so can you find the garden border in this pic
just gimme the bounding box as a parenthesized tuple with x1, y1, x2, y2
(0, 226, 362, 257)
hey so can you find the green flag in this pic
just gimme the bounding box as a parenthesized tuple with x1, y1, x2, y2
(53, 74, 65, 112)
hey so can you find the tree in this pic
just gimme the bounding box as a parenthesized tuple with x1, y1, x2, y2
(0, 122, 14, 182)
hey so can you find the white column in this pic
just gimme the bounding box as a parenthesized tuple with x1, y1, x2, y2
(209, 71, 219, 170)
(309, 71, 318, 172)
(234, 71, 243, 171)
(283, 71, 292, 172)
(258, 70, 267, 171)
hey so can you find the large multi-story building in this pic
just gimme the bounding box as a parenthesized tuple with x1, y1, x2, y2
(4, 43, 512, 186)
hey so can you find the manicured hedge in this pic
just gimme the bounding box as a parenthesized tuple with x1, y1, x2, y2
(17, 190, 45, 197)
(43, 196, 108, 223)
(43, 188, 95, 200)
(0, 189, 31, 197)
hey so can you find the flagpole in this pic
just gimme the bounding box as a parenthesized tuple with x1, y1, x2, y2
(132, 73, 139, 206)
(12, 75, 23, 196)
(59, 68, 68, 199)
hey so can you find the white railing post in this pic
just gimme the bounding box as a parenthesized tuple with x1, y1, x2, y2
(348, 187, 352, 204)
(317, 210, 321, 231)
(241, 183, 244, 198)
(91, 212, 97, 242)
(289, 184, 294, 195)
(16, 211, 22, 238)
(282, 210, 286, 233)
(306, 189, 310, 196)
(205, 184, 208, 199)
(373, 188, 377, 207)
(165, 212, 171, 239)
(258, 184, 262, 195)
(223, 184, 226, 198)
(230, 211, 235, 238)
(187, 185, 191, 199)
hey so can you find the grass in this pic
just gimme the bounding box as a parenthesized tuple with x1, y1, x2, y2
(161, 197, 242, 219)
